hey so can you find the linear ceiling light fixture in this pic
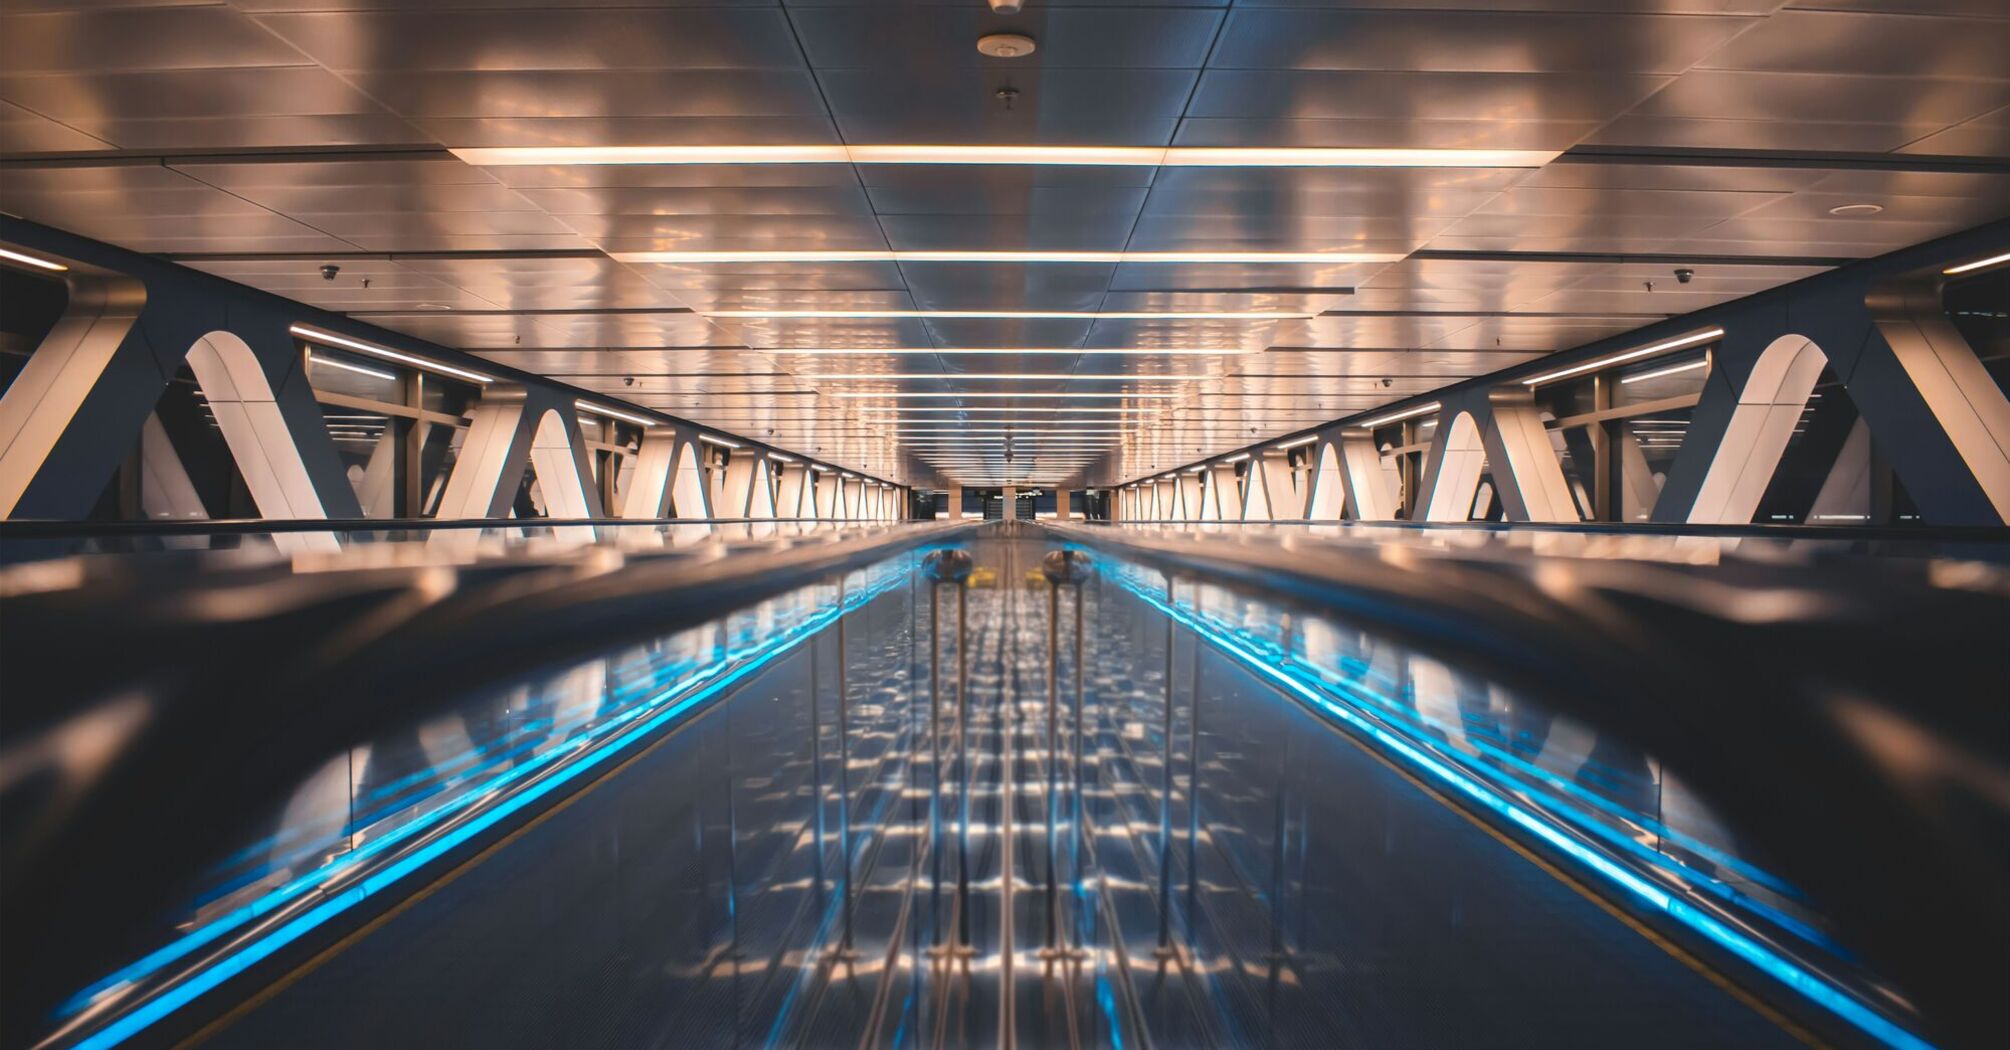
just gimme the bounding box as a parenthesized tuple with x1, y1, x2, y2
(697, 434, 742, 448)
(0, 246, 70, 272)
(1618, 357, 1711, 385)
(832, 392, 1181, 399)
(1943, 250, 2010, 276)
(800, 372, 1209, 381)
(764, 347, 1257, 356)
(574, 400, 660, 427)
(1272, 434, 1321, 450)
(1521, 328, 1724, 388)
(454, 145, 1557, 168)
(1354, 402, 1443, 429)
(708, 309, 1312, 320)
(289, 325, 494, 384)
(614, 250, 1403, 265)
(859, 406, 1161, 415)
(305, 350, 398, 383)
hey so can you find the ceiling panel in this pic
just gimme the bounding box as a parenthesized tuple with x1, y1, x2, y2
(1, 0, 2000, 489)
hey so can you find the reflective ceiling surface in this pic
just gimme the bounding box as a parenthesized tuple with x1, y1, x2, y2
(2, 0, 2006, 487)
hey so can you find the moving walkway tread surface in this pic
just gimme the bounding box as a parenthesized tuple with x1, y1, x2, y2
(188, 534, 1823, 1050)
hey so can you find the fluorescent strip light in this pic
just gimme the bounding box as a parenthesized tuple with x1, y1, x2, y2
(697, 434, 742, 448)
(801, 372, 1208, 381)
(1161, 147, 1557, 168)
(810, 465, 833, 473)
(305, 351, 397, 383)
(1619, 358, 1710, 385)
(1944, 250, 2010, 276)
(1222, 453, 1250, 463)
(832, 392, 1180, 399)
(1272, 435, 1320, 450)
(764, 347, 1255, 356)
(767, 452, 795, 462)
(708, 309, 1311, 320)
(574, 400, 659, 427)
(454, 145, 1555, 169)
(1521, 328, 1723, 388)
(858, 407, 1159, 415)
(289, 325, 494, 384)
(616, 250, 1401, 265)
(1355, 402, 1442, 428)
(839, 472, 857, 478)
(0, 246, 69, 272)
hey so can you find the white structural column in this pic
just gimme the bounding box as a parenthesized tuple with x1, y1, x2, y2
(430, 390, 523, 519)
(1872, 280, 2010, 521)
(1689, 335, 1829, 524)
(846, 477, 866, 520)
(1197, 462, 1230, 518)
(1178, 473, 1203, 522)
(183, 331, 331, 521)
(137, 413, 205, 519)
(619, 428, 680, 518)
(815, 471, 838, 518)
(1257, 452, 1297, 520)
(776, 461, 808, 518)
(670, 439, 711, 519)
(1337, 433, 1398, 520)
(748, 457, 777, 518)
(526, 409, 596, 540)
(946, 484, 963, 520)
(1306, 440, 1346, 519)
(1422, 412, 1487, 522)
(1055, 488, 1071, 519)
(1486, 393, 1580, 522)
(0, 271, 147, 518)
(1002, 485, 1017, 519)
(718, 453, 758, 518)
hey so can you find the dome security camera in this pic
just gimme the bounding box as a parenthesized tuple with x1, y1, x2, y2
(320, 264, 341, 281)
(1674, 268, 1695, 284)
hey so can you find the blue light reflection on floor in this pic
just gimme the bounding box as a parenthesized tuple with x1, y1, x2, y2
(1105, 568, 1933, 1050)
(66, 560, 915, 1050)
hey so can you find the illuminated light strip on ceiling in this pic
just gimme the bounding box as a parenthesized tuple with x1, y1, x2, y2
(860, 406, 1160, 415)
(1943, 250, 2010, 275)
(1222, 453, 1250, 463)
(1521, 328, 1724, 388)
(833, 392, 1180, 399)
(573, 400, 659, 427)
(305, 350, 397, 383)
(767, 452, 795, 462)
(800, 372, 1209, 381)
(1272, 434, 1321, 450)
(453, 145, 1557, 168)
(707, 309, 1312, 320)
(0, 246, 70, 272)
(696, 434, 742, 448)
(1354, 401, 1443, 429)
(1111, 576, 1933, 1050)
(809, 464, 833, 473)
(763, 346, 1256, 355)
(288, 325, 494, 384)
(615, 250, 1403, 265)
(1618, 358, 1711, 385)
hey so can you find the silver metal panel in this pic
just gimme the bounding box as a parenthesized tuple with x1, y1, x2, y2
(2, 0, 2001, 488)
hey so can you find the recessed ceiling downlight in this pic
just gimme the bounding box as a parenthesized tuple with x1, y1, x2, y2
(977, 33, 1037, 58)
(1828, 203, 1884, 217)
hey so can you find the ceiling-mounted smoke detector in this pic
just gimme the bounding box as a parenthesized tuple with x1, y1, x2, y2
(977, 32, 1036, 57)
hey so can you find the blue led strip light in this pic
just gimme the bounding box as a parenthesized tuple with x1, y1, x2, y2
(64, 567, 911, 1050)
(1108, 572, 1934, 1050)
